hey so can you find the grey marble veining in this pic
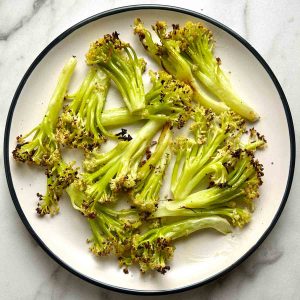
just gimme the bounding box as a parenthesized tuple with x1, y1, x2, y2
(0, 0, 47, 41)
(0, 0, 299, 299)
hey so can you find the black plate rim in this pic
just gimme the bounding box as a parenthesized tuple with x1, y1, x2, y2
(3, 4, 296, 296)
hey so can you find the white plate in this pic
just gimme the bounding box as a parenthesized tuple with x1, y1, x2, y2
(4, 5, 295, 295)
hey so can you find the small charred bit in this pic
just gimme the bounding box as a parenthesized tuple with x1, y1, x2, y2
(145, 148, 152, 160)
(138, 32, 146, 40)
(225, 125, 231, 134)
(223, 161, 231, 172)
(208, 181, 216, 188)
(36, 207, 43, 215)
(149, 164, 155, 170)
(115, 128, 133, 141)
(231, 148, 242, 158)
(139, 160, 146, 167)
(217, 182, 228, 188)
(112, 31, 120, 40)
(248, 128, 267, 144)
(245, 148, 255, 158)
(16, 134, 23, 141)
(15, 141, 28, 149)
(257, 132, 267, 143)
(116, 128, 127, 136)
(87, 212, 97, 219)
(158, 265, 170, 275)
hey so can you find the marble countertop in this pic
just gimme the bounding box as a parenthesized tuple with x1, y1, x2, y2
(0, 0, 299, 299)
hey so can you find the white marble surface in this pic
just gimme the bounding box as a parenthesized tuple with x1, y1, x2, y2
(0, 0, 299, 299)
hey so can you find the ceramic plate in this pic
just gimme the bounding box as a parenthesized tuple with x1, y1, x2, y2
(4, 5, 295, 295)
